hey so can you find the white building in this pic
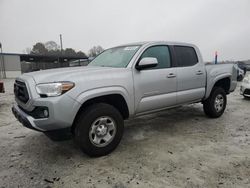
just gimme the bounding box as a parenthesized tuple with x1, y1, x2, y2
(0, 53, 88, 79)
(0, 53, 21, 78)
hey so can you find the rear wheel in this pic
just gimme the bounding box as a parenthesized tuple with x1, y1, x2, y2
(74, 103, 124, 157)
(203, 87, 227, 118)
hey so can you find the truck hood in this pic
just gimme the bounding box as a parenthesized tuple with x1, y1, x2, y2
(23, 66, 125, 84)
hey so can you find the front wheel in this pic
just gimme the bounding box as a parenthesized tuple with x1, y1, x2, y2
(74, 103, 124, 157)
(203, 87, 227, 118)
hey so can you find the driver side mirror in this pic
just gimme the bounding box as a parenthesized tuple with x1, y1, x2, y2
(136, 57, 158, 70)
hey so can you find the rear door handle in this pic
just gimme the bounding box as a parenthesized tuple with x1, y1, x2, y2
(167, 73, 176, 78)
(196, 70, 203, 75)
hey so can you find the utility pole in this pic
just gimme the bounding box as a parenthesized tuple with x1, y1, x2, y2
(0, 42, 6, 79)
(215, 51, 218, 64)
(60, 34, 63, 52)
(0, 42, 2, 79)
(59, 34, 63, 67)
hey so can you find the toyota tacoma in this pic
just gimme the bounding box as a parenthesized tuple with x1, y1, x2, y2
(12, 41, 237, 156)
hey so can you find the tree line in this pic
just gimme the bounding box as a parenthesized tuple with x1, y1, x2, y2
(25, 41, 104, 58)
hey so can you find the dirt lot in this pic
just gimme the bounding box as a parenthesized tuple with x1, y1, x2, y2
(0, 77, 249, 188)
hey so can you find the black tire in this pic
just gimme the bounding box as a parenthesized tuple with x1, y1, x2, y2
(74, 103, 124, 157)
(203, 87, 227, 118)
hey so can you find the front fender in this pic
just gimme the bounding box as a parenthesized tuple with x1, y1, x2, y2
(75, 86, 134, 115)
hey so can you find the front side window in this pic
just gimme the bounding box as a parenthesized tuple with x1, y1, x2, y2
(174, 46, 198, 67)
(140, 45, 171, 69)
(88, 45, 140, 68)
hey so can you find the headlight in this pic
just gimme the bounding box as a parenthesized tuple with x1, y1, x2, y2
(36, 82, 74, 97)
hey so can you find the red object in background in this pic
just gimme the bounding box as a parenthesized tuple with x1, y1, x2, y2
(0, 81, 4, 93)
(215, 51, 218, 64)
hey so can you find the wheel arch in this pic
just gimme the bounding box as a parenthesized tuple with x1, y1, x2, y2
(205, 75, 231, 99)
(71, 88, 131, 132)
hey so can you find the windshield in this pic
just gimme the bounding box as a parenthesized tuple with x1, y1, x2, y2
(88, 45, 140, 68)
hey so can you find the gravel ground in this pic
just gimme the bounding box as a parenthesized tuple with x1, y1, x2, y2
(0, 76, 249, 188)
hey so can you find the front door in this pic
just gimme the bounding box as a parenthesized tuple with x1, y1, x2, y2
(133, 45, 177, 114)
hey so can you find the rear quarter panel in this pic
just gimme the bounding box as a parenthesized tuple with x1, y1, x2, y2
(205, 63, 237, 99)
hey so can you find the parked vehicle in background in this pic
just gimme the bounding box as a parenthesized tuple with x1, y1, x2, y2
(237, 61, 247, 75)
(0, 81, 4, 93)
(236, 65, 245, 81)
(12, 41, 237, 157)
(240, 74, 250, 98)
(246, 63, 250, 71)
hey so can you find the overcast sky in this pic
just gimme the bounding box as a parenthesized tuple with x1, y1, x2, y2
(0, 0, 249, 61)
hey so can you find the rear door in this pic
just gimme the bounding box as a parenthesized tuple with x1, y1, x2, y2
(133, 45, 177, 114)
(174, 46, 206, 104)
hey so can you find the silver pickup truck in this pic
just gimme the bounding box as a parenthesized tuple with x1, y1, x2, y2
(12, 41, 237, 156)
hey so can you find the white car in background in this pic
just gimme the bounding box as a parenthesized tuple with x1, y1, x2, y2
(240, 75, 250, 98)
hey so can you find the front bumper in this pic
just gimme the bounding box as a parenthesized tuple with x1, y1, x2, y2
(240, 83, 250, 97)
(12, 94, 81, 132)
(12, 104, 74, 140)
(12, 104, 44, 131)
(13, 76, 82, 132)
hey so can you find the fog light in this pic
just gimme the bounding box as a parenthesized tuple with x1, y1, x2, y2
(32, 107, 49, 119)
(43, 109, 49, 117)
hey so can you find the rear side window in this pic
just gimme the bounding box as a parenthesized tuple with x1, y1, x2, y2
(174, 46, 198, 67)
(140, 45, 171, 69)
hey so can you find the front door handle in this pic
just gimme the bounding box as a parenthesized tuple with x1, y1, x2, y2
(167, 73, 176, 78)
(196, 70, 203, 75)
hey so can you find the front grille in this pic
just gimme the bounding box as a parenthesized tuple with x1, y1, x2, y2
(244, 89, 250, 95)
(14, 80, 29, 103)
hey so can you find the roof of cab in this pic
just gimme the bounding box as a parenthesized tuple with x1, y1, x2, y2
(116, 41, 196, 48)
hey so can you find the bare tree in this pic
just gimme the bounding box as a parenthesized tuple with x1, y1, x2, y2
(88, 46, 104, 57)
(27, 41, 87, 58)
(31, 42, 48, 55)
(44, 41, 60, 51)
(23, 47, 31, 54)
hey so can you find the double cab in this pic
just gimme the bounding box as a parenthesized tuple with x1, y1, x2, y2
(12, 41, 237, 156)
